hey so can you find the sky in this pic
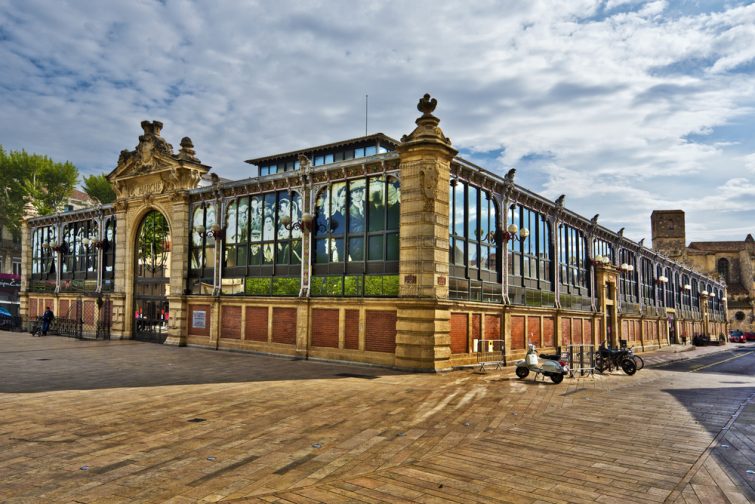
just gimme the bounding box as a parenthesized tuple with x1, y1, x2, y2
(1, 0, 754, 244)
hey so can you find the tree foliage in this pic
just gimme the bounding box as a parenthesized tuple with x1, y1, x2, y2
(0, 146, 79, 234)
(82, 173, 116, 204)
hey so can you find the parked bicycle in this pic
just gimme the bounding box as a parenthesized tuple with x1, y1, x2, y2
(30, 316, 44, 337)
(594, 343, 637, 375)
(625, 346, 644, 370)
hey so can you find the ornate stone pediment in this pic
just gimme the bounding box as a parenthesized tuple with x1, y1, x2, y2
(108, 121, 210, 200)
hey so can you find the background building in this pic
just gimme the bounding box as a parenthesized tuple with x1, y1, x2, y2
(652, 210, 753, 333)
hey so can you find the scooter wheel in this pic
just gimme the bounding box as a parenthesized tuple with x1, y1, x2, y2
(550, 373, 564, 384)
(515, 367, 529, 379)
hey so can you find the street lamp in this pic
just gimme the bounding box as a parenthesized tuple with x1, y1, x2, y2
(502, 224, 529, 242)
(280, 212, 314, 233)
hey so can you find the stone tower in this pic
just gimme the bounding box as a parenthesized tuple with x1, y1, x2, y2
(651, 210, 686, 259)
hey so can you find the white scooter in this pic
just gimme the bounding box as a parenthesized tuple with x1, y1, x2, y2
(515, 344, 569, 384)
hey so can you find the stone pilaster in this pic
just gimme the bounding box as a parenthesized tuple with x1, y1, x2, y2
(164, 193, 191, 346)
(395, 94, 458, 371)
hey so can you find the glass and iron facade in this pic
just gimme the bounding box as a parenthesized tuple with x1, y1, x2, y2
(21, 100, 728, 370)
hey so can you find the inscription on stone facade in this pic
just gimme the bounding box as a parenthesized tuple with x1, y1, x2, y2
(131, 181, 164, 198)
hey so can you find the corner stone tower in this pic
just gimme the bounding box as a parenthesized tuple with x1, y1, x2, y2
(651, 210, 686, 259)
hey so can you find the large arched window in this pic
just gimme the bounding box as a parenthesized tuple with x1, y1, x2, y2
(558, 223, 589, 309)
(222, 190, 302, 296)
(508, 203, 550, 306)
(681, 274, 691, 308)
(311, 175, 399, 296)
(691, 278, 699, 312)
(656, 265, 665, 306)
(448, 180, 500, 302)
(30, 225, 56, 283)
(717, 258, 729, 282)
(189, 203, 216, 294)
(640, 257, 654, 306)
(665, 267, 673, 307)
(60, 219, 98, 288)
(618, 249, 637, 303)
(593, 238, 614, 264)
(102, 217, 116, 291)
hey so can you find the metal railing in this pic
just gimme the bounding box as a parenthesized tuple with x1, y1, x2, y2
(473, 338, 505, 371)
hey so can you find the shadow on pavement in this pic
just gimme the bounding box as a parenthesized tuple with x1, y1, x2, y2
(663, 386, 755, 500)
(0, 333, 408, 393)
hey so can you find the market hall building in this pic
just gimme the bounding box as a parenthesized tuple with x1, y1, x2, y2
(20, 95, 728, 371)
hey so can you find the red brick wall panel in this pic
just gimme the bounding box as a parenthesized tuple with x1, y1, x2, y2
(189, 304, 211, 337)
(472, 314, 481, 345)
(365, 310, 396, 353)
(272, 307, 297, 345)
(543, 318, 554, 347)
(511, 316, 525, 350)
(221, 306, 241, 339)
(527, 317, 541, 346)
(584, 320, 593, 346)
(562, 318, 572, 346)
(312, 309, 339, 348)
(83, 301, 95, 325)
(484, 315, 500, 343)
(450, 313, 468, 354)
(58, 299, 69, 319)
(344, 310, 359, 350)
(245, 307, 268, 342)
(573, 319, 583, 345)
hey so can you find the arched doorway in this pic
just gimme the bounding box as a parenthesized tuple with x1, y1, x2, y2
(133, 210, 171, 343)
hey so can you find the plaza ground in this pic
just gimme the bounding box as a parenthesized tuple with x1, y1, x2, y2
(0, 332, 753, 503)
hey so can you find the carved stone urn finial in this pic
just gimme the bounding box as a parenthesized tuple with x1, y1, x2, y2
(417, 93, 437, 117)
(399, 93, 454, 148)
(179, 136, 197, 160)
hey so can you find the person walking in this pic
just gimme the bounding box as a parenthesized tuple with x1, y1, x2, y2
(41, 306, 54, 336)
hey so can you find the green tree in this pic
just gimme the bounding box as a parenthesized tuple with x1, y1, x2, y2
(0, 146, 79, 234)
(82, 173, 116, 204)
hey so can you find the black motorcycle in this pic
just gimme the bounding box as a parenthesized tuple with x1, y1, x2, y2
(594, 343, 637, 375)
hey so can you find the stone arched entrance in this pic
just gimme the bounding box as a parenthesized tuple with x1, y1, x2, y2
(133, 210, 172, 342)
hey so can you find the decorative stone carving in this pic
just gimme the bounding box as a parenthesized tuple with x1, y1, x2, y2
(107, 120, 210, 202)
(419, 167, 438, 211)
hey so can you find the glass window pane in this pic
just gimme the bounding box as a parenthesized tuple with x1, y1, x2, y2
(315, 189, 329, 237)
(331, 238, 344, 262)
(368, 235, 383, 261)
(331, 182, 347, 235)
(277, 193, 291, 240)
(262, 243, 274, 264)
(226, 201, 237, 244)
(276, 242, 289, 264)
(365, 146, 377, 156)
(249, 244, 261, 265)
(291, 192, 303, 240)
(349, 180, 366, 233)
(468, 186, 478, 241)
(454, 238, 465, 265)
(387, 177, 400, 230)
(468, 241, 478, 268)
(250, 196, 262, 242)
(237, 198, 249, 244)
(386, 233, 399, 261)
(348, 237, 364, 261)
(368, 177, 385, 232)
(291, 239, 302, 264)
(315, 240, 328, 263)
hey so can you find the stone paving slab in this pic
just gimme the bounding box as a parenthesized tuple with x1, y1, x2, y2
(0, 332, 753, 503)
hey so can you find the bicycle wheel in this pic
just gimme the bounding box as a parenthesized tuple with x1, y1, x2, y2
(632, 355, 644, 370)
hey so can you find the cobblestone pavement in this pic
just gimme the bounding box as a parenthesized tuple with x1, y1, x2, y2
(0, 332, 753, 503)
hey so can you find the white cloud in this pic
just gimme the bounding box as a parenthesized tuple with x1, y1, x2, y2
(0, 0, 753, 242)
